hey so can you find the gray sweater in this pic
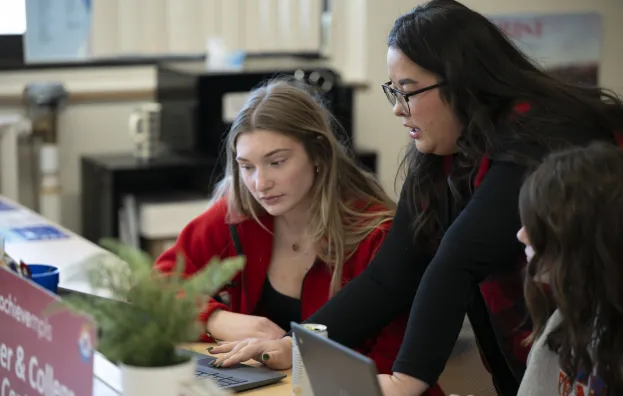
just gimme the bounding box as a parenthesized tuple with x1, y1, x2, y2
(517, 309, 607, 396)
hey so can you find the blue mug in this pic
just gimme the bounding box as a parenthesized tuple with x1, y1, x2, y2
(29, 264, 60, 294)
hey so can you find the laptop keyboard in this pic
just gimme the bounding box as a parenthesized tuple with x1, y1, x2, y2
(195, 369, 248, 388)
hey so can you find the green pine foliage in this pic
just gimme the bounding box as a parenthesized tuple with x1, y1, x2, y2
(60, 238, 245, 368)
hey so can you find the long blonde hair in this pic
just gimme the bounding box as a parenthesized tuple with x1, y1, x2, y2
(211, 78, 395, 295)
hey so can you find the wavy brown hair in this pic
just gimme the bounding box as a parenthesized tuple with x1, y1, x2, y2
(519, 142, 623, 394)
(211, 78, 395, 296)
(389, 0, 623, 243)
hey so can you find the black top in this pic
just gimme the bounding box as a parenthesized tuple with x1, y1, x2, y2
(298, 117, 615, 392)
(300, 160, 529, 386)
(254, 278, 301, 332)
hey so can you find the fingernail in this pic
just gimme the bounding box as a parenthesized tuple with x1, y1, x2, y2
(207, 347, 214, 352)
(262, 353, 270, 361)
(216, 362, 223, 368)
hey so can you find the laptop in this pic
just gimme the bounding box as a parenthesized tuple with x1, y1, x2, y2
(291, 321, 383, 396)
(178, 349, 287, 392)
(59, 286, 287, 393)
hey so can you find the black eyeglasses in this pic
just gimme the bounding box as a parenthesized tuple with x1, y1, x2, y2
(381, 81, 446, 115)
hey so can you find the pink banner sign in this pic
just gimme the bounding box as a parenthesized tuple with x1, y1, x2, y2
(0, 267, 97, 396)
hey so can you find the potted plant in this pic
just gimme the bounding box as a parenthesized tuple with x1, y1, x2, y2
(58, 239, 245, 396)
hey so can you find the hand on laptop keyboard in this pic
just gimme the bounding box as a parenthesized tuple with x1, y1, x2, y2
(210, 337, 293, 370)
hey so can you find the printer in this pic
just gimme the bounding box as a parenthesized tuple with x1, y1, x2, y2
(155, 57, 376, 174)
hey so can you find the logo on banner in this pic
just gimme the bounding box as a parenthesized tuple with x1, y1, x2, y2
(78, 324, 94, 362)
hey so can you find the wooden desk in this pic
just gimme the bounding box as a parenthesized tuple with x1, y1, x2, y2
(183, 343, 292, 396)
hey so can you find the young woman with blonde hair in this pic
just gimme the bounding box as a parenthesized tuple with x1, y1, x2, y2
(154, 78, 445, 395)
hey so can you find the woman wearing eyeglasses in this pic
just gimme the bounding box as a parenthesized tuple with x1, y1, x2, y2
(210, 1, 623, 395)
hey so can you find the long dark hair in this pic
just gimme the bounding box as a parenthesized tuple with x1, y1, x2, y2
(389, 0, 623, 242)
(519, 142, 623, 394)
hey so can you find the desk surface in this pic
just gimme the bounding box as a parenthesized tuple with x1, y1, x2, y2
(183, 343, 292, 396)
(0, 197, 103, 276)
(0, 196, 120, 297)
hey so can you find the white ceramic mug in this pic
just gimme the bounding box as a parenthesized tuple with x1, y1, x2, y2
(129, 103, 162, 160)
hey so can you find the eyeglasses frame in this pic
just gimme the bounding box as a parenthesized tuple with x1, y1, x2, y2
(381, 81, 447, 115)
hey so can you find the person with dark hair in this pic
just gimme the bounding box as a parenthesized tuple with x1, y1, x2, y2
(210, 1, 623, 394)
(515, 143, 623, 396)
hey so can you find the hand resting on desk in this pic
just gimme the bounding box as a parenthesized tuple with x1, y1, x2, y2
(206, 310, 286, 341)
(210, 337, 293, 370)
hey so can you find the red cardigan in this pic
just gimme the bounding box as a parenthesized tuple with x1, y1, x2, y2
(154, 198, 406, 375)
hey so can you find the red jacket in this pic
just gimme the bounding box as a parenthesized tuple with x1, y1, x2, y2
(155, 198, 406, 375)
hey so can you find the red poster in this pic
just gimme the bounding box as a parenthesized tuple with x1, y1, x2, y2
(0, 267, 97, 396)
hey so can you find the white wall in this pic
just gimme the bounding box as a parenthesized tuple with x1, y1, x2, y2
(355, 0, 623, 198)
(353, 1, 417, 198)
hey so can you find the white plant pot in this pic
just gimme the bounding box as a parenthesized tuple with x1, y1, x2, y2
(121, 358, 195, 396)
